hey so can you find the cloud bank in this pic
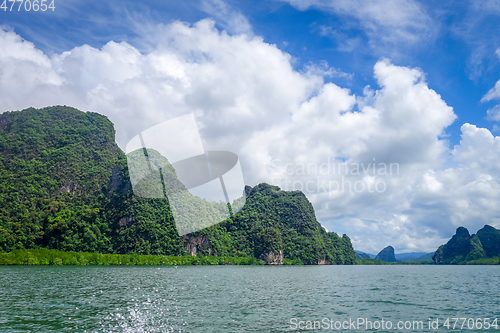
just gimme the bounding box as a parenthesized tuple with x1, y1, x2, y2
(1, 21, 499, 253)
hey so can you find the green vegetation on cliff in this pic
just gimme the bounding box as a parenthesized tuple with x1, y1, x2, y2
(0, 106, 186, 255)
(433, 226, 500, 265)
(0, 106, 355, 265)
(197, 184, 356, 265)
(355, 251, 371, 259)
(476, 225, 500, 258)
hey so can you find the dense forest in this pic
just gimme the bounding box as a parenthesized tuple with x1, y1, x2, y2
(198, 183, 356, 265)
(0, 106, 355, 265)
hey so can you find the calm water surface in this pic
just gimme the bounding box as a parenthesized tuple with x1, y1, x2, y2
(1, 265, 499, 332)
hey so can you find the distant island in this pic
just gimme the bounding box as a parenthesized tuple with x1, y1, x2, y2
(354, 225, 500, 265)
(433, 225, 500, 265)
(355, 250, 432, 261)
(375, 246, 397, 262)
(355, 247, 435, 265)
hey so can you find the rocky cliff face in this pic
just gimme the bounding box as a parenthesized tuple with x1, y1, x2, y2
(184, 234, 211, 256)
(318, 258, 331, 265)
(433, 227, 472, 264)
(197, 183, 357, 265)
(258, 250, 284, 265)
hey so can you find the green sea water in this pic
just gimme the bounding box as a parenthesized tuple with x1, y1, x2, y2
(1, 265, 499, 332)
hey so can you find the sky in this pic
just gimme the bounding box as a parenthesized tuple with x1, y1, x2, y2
(2, 0, 500, 253)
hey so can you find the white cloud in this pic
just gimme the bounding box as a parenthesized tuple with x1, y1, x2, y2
(1, 21, 499, 254)
(346, 121, 500, 253)
(487, 105, 500, 121)
(450, 3, 500, 79)
(318, 26, 362, 52)
(200, 0, 252, 35)
(282, 0, 428, 29)
(481, 76, 500, 122)
(481, 79, 500, 103)
(280, 0, 434, 49)
(0, 28, 65, 109)
(453, 123, 500, 172)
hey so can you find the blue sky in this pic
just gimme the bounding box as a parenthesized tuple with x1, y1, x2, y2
(2, 0, 500, 253)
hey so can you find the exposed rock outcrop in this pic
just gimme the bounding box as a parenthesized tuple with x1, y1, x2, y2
(184, 234, 211, 256)
(118, 217, 133, 227)
(60, 181, 80, 195)
(258, 250, 284, 265)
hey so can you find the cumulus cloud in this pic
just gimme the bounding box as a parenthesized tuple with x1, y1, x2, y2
(0, 21, 499, 253)
(257, 59, 457, 253)
(411, 124, 500, 234)
(340, 123, 500, 252)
